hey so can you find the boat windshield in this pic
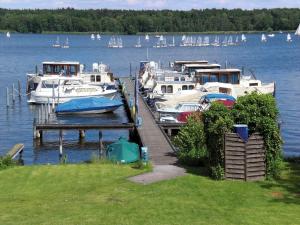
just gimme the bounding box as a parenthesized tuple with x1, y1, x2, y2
(175, 104, 182, 110)
(62, 80, 83, 86)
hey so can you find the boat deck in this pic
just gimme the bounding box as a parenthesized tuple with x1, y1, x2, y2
(120, 77, 178, 165)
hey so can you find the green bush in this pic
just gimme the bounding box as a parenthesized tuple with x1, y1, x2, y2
(0, 156, 16, 170)
(174, 116, 207, 166)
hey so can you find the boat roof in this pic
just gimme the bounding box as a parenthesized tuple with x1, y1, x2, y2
(195, 68, 241, 73)
(184, 63, 221, 68)
(40, 76, 83, 81)
(203, 93, 236, 101)
(174, 60, 208, 64)
(42, 61, 80, 65)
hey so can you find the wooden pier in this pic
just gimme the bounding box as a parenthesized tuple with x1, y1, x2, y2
(120, 77, 178, 165)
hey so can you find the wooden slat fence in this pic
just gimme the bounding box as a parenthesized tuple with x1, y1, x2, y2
(224, 133, 265, 181)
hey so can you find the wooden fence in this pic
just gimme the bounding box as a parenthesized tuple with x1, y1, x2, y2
(224, 133, 265, 181)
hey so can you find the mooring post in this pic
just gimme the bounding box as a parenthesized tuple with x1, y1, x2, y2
(18, 80, 21, 98)
(44, 104, 48, 123)
(59, 130, 63, 158)
(129, 62, 132, 79)
(52, 82, 55, 111)
(167, 129, 172, 137)
(6, 87, 9, 107)
(99, 131, 103, 158)
(47, 98, 51, 119)
(41, 104, 44, 123)
(12, 83, 15, 102)
(79, 130, 85, 139)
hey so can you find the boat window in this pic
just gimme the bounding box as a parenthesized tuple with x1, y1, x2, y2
(96, 75, 101, 82)
(249, 83, 258, 86)
(174, 77, 179, 81)
(175, 104, 182, 110)
(42, 81, 58, 88)
(202, 75, 210, 84)
(182, 85, 188, 90)
(188, 85, 194, 90)
(210, 74, 218, 82)
(220, 74, 228, 83)
(90, 75, 95, 82)
(70, 65, 77, 75)
(231, 73, 239, 84)
(167, 85, 173, 93)
(181, 77, 185, 81)
(161, 85, 166, 93)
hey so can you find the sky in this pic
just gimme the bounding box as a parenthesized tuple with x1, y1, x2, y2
(0, 0, 300, 10)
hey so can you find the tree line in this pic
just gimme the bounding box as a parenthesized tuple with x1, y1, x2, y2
(0, 8, 299, 34)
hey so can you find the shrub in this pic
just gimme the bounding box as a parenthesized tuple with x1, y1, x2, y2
(0, 156, 16, 170)
(173, 115, 207, 166)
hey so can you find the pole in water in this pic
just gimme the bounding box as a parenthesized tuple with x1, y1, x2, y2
(12, 83, 15, 102)
(129, 62, 132, 79)
(18, 80, 21, 98)
(52, 82, 55, 110)
(99, 131, 103, 158)
(6, 87, 9, 107)
(59, 130, 63, 158)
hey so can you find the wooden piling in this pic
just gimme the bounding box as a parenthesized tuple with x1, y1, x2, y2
(18, 80, 21, 97)
(6, 87, 9, 107)
(59, 130, 63, 157)
(79, 130, 85, 139)
(12, 83, 15, 102)
(99, 131, 103, 158)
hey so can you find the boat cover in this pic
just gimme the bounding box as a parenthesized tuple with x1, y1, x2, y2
(55, 97, 123, 113)
(203, 93, 236, 102)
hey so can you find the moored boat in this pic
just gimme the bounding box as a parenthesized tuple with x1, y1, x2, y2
(55, 97, 123, 114)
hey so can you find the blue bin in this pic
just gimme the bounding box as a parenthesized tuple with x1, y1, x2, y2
(234, 124, 249, 142)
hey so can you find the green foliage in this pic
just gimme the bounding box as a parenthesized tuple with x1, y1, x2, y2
(0, 8, 299, 33)
(203, 102, 234, 179)
(0, 156, 16, 170)
(232, 93, 283, 178)
(174, 117, 207, 166)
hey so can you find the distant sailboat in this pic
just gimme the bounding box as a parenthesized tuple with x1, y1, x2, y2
(134, 37, 142, 48)
(295, 24, 300, 36)
(6, 31, 10, 38)
(53, 36, 60, 48)
(261, 34, 267, 42)
(222, 36, 228, 46)
(287, 33, 292, 42)
(91, 34, 95, 40)
(61, 37, 70, 48)
(235, 36, 239, 44)
(241, 34, 247, 42)
(145, 34, 149, 41)
(96, 34, 101, 40)
(169, 36, 175, 47)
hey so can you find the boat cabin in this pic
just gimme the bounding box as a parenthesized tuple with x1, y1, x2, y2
(172, 60, 209, 72)
(183, 63, 221, 75)
(42, 61, 80, 76)
(195, 68, 241, 85)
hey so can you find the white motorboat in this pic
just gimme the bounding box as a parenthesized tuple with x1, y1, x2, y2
(28, 77, 117, 104)
(26, 61, 116, 93)
(267, 34, 275, 38)
(156, 101, 203, 117)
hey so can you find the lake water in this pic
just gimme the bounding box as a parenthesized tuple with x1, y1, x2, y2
(0, 33, 299, 164)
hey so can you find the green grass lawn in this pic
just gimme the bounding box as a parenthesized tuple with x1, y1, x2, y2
(0, 163, 299, 225)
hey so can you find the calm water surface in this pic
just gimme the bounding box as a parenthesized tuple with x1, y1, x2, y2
(0, 33, 299, 164)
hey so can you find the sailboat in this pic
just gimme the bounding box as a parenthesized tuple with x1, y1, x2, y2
(287, 33, 292, 42)
(235, 36, 239, 45)
(222, 36, 228, 46)
(61, 37, 70, 48)
(117, 37, 123, 48)
(134, 37, 142, 48)
(261, 34, 267, 42)
(53, 36, 60, 48)
(6, 31, 10, 38)
(91, 34, 95, 40)
(295, 24, 300, 36)
(169, 36, 175, 47)
(241, 34, 247, 42)
(145, 34, 149, 41)
(227, 36, 234, 46)
(96, 34, 101, 40)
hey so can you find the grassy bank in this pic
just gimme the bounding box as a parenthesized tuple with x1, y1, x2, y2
(0, 162, 299, 225)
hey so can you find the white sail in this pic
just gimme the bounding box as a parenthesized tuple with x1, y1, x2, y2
(295, 24, 300, 36)
(62, 37, 70, 48)
(145, 34, 149, 41)
(261, 34, 267, 42)
(241, 34, 246, 42)
(53, 36, 60, 48)
(135, 37, 142, 48)
(96, 34, 101, 40)
(91, 34, 95, 40)
(6, 31, 10, 38)
(287, 33, 292, 42)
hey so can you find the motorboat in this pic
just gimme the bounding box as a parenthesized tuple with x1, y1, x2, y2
(28, 77, 117, 104)
(267, 34, 275, 38)
(55, 97, 122, 114)
(26, 61, 115, 93)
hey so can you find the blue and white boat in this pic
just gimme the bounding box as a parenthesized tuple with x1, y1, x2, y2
(55, 97, 123, 114)
(200, 93, 236, 103)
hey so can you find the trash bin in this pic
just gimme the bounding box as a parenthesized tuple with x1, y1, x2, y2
(233, 124, 249, 142)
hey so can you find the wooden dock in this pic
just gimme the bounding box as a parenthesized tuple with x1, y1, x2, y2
(120, 77, 178, 165)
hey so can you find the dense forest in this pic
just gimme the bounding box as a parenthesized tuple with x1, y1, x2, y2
(0, 8, 299, 34)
